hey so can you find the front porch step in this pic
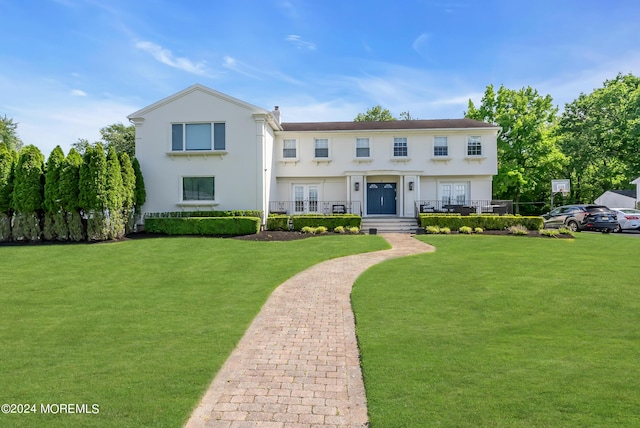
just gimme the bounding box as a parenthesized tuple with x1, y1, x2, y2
(361, 217, 419, 234)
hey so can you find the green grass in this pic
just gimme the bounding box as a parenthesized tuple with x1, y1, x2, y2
(0, 235, 388, 427)
(352, 234, 640, 427)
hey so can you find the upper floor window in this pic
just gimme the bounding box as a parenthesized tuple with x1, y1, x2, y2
(434, 136, 448, 157)
(393, 137, 408, 157)
(283, 139, 297, 158)
(467, 136, 482, 156)
(182, 176, 215, 201)
(172, 123, 225, 151)
(356, 138, 370, 157)
(314, 138, 329, 158)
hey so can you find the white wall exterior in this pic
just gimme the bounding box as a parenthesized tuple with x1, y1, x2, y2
(595, 191, 636, 209)
(130, 84, 500, 221)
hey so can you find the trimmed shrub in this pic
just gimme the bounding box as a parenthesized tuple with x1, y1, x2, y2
(348, 227, 360, 234)
(80, 144, 109, 241)
(508, 225, 529, 235)
(459, 226, 473, 234)
(315, 226, 328, 234)
(12, 145, 45, 241)
(144, 216, 260, 236)
(334, 226, 345, 234)
(292, 214, 361, 231)
(474, 227, 484, 234)
(119, 153, 136, 234)
(59, 149, 85, 241)
(420, 214, 543, 231)
(301, 226, 314, 234)
(43, 146, 66, 241)
(440, 227, 451, 234)
(105, 146, 125, 239)
(426, 225, 441, 234)
(540, 229, 560, 237)
(266, 215, 289, 231)
(146, 210, 263, 219)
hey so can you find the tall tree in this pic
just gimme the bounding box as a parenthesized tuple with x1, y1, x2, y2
(12, 145, 45, 241)
(59, 148, 85, 241)
(0, 143, 18, 240)
(557, 73, 640, 203)
(132, 157, 146, 214)
(43, 146, 67, 240)
(119, 153, 136, 234)
(0, 115, 24, 151)
(354, 105, 396, 122)
(79, 144, 108, 240)
(100, 123, 135, 157)
(466, 85, 566, 212)
(105, 146, 124, 239)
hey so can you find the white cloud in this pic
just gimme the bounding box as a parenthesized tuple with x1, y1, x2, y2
(135, 40, 209, 76)
(285, 35, 316, 51)
(412, 33, 430, 55)
(71, 89, 87, 96)
(222, 56, 257, 78)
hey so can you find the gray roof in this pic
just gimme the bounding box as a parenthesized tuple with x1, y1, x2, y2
(281, 118, 497, 132)
(610, 189, 636, 198)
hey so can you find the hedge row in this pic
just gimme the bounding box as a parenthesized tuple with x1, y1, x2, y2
(266, 214, 362, 231)
(144, 217, 261, 236)
(291, 214, 362, 231)
(145, 210, 262, 219)
(419, 214, 544, 230)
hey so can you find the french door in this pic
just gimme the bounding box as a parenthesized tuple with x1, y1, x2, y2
(293, 184, 319, 214)
(440, 183, 468, 205)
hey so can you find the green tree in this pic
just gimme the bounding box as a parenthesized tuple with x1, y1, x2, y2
(466, 85, 566, 213)
(43, 146, 67, 240)
(0, 115, 24, 151)
(119, 153, 136, 234)
(105, 146, 124, 239)
(557, 73, 640, 203)
(79, 143, 108, 240)
(354, 105, 396, 122)
(59, 148, 85, 241)
(71, 138, 93, 155)
(0, 143, 18, 240)
(132, 157, 146, 212)
(399, 111, 419, 120)
(12, 145, 45, 241)
(100, 123, 135, 157)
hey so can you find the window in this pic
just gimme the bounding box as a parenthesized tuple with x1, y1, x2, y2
(467, 136, 482, 156)
(314, 138, 329, 158)
(356, 138, 370, 157)
(172, 123, 225, 151)
(182, 177, 215, 201)
(393, 137, 407, 157)
(283, 139, 297, 158)
(434, 136, 448, 157)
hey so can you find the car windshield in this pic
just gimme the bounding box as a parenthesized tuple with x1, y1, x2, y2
(585, 206, 610, 212)
(620, 209, 640, 214)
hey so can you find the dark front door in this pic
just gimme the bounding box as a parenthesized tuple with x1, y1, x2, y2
(367, 183, 397, 215)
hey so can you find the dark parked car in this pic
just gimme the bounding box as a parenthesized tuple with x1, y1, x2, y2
(542, 204, 619, 233)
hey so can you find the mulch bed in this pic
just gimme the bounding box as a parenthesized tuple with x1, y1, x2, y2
(0, 229, 574, 245)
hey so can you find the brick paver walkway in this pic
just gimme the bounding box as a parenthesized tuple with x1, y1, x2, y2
(185, 233, 434, 428)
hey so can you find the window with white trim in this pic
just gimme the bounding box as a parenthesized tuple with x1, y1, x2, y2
(314, 138, 329, 158)
(393, 137, 408, 157)
(182, 177, 215, 201)
(172, 123, 225, 151)
(433, 136, 448, 157)
(356, 138, 370, 157)
(283, 139, 297, 158)
(467, 135, 482, 156)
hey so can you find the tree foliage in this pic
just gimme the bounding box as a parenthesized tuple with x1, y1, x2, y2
(72, 123, 135, 157)
(0, 115, 23, 151)
(132, 157, 146, 209)
(557, 73, 640, 203)
(80, 144, 108, 240)
(119, 152, 136, 233)
(354, 105, 396, 122)
(12, 145, 45, 240)
(0, 143, 18, 240)
(466, 85, 566, 211)
(105, 146, 125, 238)
(59, 149, 84, 241)
(43, 146, 66, 240)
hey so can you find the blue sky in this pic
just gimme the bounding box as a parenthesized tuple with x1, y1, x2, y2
(1, 0, 639, 156)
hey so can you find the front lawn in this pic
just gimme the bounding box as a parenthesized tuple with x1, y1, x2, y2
(0, 235, 388, 427)
(352, 233, 640, 427)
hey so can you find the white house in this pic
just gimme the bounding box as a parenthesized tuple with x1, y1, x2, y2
(128, 84, 500, 221)
(594, 189, 637, 209)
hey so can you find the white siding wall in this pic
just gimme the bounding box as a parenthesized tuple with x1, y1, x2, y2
(134, 89, 263, 215)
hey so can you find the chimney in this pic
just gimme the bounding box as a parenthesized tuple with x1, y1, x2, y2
(272, 106, 281, 124)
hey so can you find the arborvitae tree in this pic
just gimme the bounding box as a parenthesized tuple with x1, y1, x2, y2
(105, 146, 124, 239)
(0, 143, 18, 241)
(79, 144, 108, 241)
(12, 145, 45, 241)
(59, 148, 85, 241)
(43, 146, 67, 240)
(132, 157, 146, 225)
(119, 152, 136, 234)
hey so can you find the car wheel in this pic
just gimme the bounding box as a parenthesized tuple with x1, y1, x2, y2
(566, 220, 579, 232)
(613, 224, 621, 233)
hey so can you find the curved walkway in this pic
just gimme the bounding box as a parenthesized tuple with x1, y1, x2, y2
(185, 233, 434, 428)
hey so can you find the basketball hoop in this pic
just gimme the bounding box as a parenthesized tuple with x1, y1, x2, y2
(551, 179, 571, 208)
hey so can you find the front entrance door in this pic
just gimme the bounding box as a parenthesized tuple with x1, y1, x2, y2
(367, 183, 397, 215)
